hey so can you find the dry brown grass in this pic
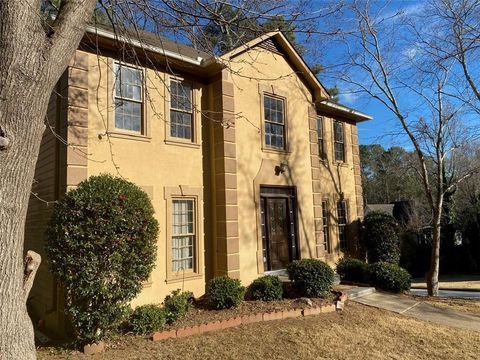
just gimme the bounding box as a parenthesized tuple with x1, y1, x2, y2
(411, 275, 480, 290)
(413, 296, 480, 314)
(37, 303, 480, 360)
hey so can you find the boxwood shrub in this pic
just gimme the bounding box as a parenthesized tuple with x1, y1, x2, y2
(287, 259, 334, 298)
(163, 289, 193, 324)
(206, 276, 246, 309)
(363, 211, 400, 264)
(368, 262, 411, 293)
(45, 174, 159, 345)
(128, 305, 166, 335)
(247, 275, 283, 301)
(336, 258, 369, 283)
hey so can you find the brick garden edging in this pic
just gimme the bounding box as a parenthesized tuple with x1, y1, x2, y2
(151, 292, 348, 342)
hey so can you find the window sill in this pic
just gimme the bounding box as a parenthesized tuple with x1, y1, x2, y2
(108, 131, 151, 142)
(333, 161, 349, 167)
(262, 147, 291, 155)
(166, 272, 203, 284)
(165, 139, 201, 149)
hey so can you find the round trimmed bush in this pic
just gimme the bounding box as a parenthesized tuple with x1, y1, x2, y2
(363, 212, 400, 264)
(128, 305, 166, 335)
(336, 258, 369, 283)
(368, 262, 411, 293)
(247, 275, 283, 301)
(46, 174, 159, 345)
(286, 259, 334, 298)
(206, 276, 245, 309)
(163, 289, 193, 324)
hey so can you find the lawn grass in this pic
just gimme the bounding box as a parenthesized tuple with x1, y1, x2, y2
(37, 302, 480, 360)
(413, 296, 480, 315)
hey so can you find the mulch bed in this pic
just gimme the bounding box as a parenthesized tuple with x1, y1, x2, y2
(163, 293, 336, 331)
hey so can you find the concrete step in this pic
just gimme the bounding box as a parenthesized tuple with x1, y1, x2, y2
(346, 287, 376, 300)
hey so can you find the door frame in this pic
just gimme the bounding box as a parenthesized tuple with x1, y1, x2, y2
(260, 186, 300, 272)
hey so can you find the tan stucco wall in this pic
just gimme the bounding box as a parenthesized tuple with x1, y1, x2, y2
(26, 41, 366, 336)
(85, 53, 206, 306)
(227, 48, 362, 284)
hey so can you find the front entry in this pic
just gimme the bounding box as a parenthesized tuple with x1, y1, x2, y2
(260, 186, 299, 271)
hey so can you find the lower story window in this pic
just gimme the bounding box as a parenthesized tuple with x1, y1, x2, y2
(322, 200, 330, 253)
(337, 200, 348, 251)
(172, 199, 195, 272)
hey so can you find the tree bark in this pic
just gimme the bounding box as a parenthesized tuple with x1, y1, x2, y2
(0, 1, 96, 358)
(426, 220, 441, 296)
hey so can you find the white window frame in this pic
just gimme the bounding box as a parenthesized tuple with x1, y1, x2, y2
(113, 63, 144, 134)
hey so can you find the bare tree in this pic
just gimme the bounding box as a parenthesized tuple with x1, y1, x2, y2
(1, 0, 346, 357)
(423, 0, 480, 111)
(332, 0, 479, 295)
(0, 1, 97, 358)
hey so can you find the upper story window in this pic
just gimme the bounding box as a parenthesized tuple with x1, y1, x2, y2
(114, 64, 143, 133)
(337, 200, 348, 251)
(170, 80, 193, 141)
(264, 95, 285, 150)
(317, 116, 326, 160)
(333, 121, 345, 162)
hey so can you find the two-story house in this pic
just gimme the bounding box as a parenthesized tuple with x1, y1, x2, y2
(25, 25, 371, 334)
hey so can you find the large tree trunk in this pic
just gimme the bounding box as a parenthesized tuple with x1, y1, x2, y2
(0, 1, 96, 358)
(426, 216, 441, 296)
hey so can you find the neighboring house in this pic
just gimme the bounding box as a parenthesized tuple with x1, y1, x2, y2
(25, 25, 371, 334)
(365, 201, 414, 226)
(365, 204, 395, 216)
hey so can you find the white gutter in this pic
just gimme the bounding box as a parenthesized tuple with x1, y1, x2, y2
(85, 26, 204, 66)
(318, 100, 372, 121)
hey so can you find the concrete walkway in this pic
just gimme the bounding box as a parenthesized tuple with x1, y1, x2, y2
(347, 288, 480, 332)
(410, 288, 480, 299)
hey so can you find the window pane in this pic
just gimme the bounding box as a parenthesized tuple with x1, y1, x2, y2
(317, 117, 323, 139)
(337, 201, 347, 251)
(114, 100, 141, 132)
(170, 110, 193, 139)
(172, 200, 195, 272)
(114, 64, 143, 132)
(170, 80, 193, 140)
(335, 143, 344, 162)
(264, 95, 285, 149)
(171, 80, 192, 111)
(116, 64, 142, 101)
(334, 122, 344, 142)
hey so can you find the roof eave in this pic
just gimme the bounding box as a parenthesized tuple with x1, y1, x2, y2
(317, 100, 372, 122)
(85, 26, 222, 68)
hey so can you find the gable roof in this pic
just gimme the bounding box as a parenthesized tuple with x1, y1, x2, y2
(220, 31, 330, 101)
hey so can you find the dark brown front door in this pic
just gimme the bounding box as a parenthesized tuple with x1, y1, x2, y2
(266, 198, 290, 270)
(260, 186, 299, 271)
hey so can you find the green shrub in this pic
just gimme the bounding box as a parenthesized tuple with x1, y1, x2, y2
(368, 262, 411, 293)
(45, 174, 159, 345)
(206, 276, 246, 309)
(163, 289, 193, 324)
(363, 212, 400, 264)
(287, 259, 334, 298)
(128, 305, 166, 335)
(336, 258, 369, 283)
(247, 275, 283, 301)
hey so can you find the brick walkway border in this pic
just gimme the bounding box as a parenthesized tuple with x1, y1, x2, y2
(152, 292, 348, 342)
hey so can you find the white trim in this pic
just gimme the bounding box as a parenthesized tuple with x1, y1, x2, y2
(319, 100, 372, 121)
(86, 26, 204, 66)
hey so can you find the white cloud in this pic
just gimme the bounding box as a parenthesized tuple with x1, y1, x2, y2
(339, 92, 360, 104)
(402, 46, 418, 60)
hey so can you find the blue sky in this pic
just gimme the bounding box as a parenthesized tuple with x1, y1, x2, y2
(310, 0, 427, 148)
